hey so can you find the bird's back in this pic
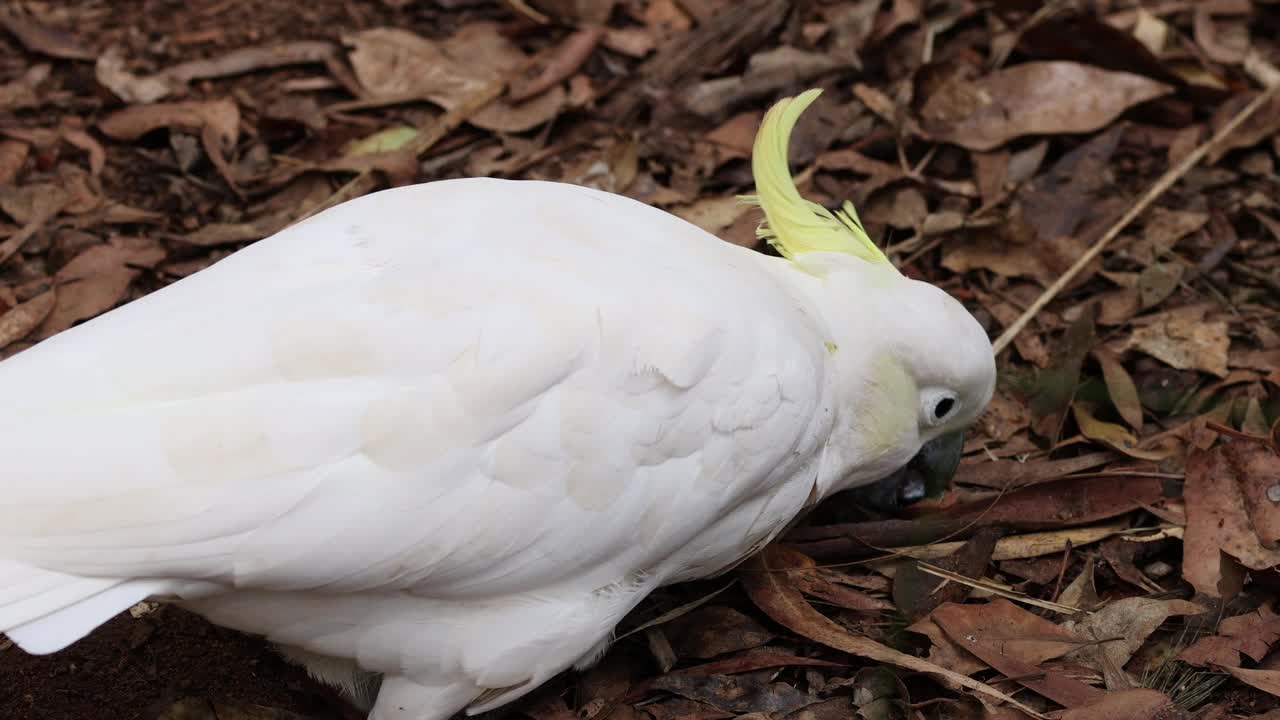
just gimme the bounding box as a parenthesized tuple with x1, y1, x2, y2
(0, 179, 833, 663)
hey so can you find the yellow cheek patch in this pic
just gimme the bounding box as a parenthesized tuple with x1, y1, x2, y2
(857, 354, 917, 455)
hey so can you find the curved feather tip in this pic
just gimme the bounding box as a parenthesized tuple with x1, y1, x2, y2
(745, 88, 892, 268)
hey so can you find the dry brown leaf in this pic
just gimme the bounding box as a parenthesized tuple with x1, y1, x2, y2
(970, 149, 1009, 206)
(862, 185, 926, 230)
(0, 9, 94, 60)
(95, 46, 179, 104)
(678, 46, 845, 120)
(918, 62, 1172, 151)
(672, 196, 753, 237)
(665, 606, 774, 660)
(1180, 604, 1280, 668)
(1124, 305, 1230, 378)
(321, 150, 418, 186)
(1099, 537, 1160, 593)
(893, 529, 998, 621)
(974, 291, 1049, 368)
(1094, 349, 1144, 430)
(931, 600, 1100, 708)
(40, 237, 166, 338)
(345, 23, 564, 133)
(1131, 9, 1170, 55)
(61, 128, 106, 179)
(96, 42, 337, 103)
(0, 290, 55, 350)
(1064, 598, 1205, 681)
(1136, 264, 1182, 314)
(0, 182, 69, 265)
(0, 139, 28, 184)
(1071, 402, 1172, 461)
(98, 99, 241, 189)
(1207, 91, 1280, 163)
(98, 99, 239, 147)
(1058, 689, 1177, 720)
(931, 599, 1085, 665)
(906, 615, 987, 676)
(1193, 0, 1252, 65)
(787, 566, 892, 612)
(1224, 666, 1280, 699)
(1097, 286, 1140, 326)
(1058, 559, 1100, 611)
(972, 389, 1034, 443)
(0, 63, 51, 110)
(509, 26, 603, 102)
(1143, 208, 1209, 248)
(1183, 441, 1280, 597)
(180, 213, 292, 247)
(891, 523, 1131, 564)
(705, 111, 762, 160)
(740, 548, 1044, 716)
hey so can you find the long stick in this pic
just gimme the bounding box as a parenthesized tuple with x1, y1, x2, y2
(992, 83, 1280, 355)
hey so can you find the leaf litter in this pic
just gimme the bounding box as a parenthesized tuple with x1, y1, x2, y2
(1, 1, 1280, 719)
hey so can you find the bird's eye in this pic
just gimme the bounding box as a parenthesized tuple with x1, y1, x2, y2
(922, 391, 960, 427)
(933, 397, 955, 420)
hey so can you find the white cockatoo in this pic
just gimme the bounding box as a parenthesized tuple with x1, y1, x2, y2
(0, 89, 995, 719)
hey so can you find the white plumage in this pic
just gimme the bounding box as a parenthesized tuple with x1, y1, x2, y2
(0, 91, 995, 720)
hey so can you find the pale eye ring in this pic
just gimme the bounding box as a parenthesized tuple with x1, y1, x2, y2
(923, 390, 960, 427)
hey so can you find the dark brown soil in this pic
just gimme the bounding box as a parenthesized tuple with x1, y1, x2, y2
(0, 606, 341, 720)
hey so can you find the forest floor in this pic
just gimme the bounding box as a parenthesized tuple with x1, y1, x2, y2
(1, 1, 1279, 719)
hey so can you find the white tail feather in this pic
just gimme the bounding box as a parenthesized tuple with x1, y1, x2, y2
(0, 560, 166, 654)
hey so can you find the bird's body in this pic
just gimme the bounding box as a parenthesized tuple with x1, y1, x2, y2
(0, 91, 996, 720)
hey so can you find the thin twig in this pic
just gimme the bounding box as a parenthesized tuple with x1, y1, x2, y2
(991, 82, 1280, 356)
(915, 562, 1085, 614)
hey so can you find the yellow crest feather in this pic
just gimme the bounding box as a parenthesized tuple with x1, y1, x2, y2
(744, 89, 892, 266)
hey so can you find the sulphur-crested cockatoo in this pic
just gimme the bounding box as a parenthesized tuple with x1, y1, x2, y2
(0, 89, 994, 719)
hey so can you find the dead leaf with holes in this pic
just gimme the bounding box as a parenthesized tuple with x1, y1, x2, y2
(1183, 440, 1280, 598)
(345, 23, 564, 133)
(1064, 597, 1205, 689)
(1180, 603, 1280, 668)
(917, 62, 1172, 151)
(1123, 304, 1230, 378)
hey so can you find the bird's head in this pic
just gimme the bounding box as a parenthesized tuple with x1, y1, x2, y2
(746, 89, 996, 510)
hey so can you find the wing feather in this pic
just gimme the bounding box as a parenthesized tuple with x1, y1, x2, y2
(0, 179, 832, 601)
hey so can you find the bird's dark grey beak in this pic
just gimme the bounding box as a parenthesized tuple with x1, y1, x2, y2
(848, 430, 966, 513)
